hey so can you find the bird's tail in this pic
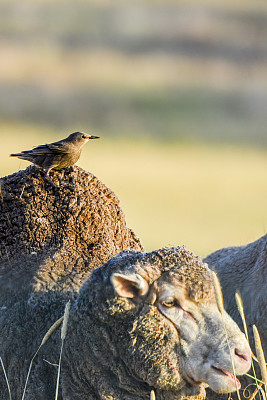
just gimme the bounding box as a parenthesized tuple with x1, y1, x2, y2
(10, 153, 32, 161)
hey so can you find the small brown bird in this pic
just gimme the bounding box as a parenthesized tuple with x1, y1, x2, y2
(10, 131, 100, 186)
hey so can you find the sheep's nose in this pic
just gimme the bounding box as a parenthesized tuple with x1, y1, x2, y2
(234, 346, 252, 372)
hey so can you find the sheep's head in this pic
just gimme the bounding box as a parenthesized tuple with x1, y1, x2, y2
(78, 246, 251, 399)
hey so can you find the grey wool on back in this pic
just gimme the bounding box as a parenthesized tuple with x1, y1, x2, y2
(204, 234, 267, 360)
(0, 165, 143, 400)
(203, 236, 267, 400)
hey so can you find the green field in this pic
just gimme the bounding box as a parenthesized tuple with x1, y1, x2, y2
(2, 123, 267, 258)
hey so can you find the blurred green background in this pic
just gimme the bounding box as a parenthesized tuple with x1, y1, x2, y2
(1, 0, 267, 257)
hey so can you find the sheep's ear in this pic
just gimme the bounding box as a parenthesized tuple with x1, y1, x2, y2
(111, 273, 149, 299)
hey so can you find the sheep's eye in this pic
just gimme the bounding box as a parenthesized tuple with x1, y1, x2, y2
(161, 298, 176, 308)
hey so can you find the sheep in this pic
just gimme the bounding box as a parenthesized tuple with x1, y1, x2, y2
(61, 247, 252, 400)
(1, 246, 249, 400)
(204, 234, 267, 359)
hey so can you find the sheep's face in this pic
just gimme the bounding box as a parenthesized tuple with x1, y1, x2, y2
(111, 269, 251, 398)
(156, 277, 251, 394)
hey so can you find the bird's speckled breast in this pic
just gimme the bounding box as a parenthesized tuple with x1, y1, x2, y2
(53, 149, 82, 169)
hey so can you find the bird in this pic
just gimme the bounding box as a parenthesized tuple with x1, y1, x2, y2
(10, 131, 100, 186)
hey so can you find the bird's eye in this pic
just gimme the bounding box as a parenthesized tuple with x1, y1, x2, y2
(82, 134, 87, 139)
(161, 298, 176, 308)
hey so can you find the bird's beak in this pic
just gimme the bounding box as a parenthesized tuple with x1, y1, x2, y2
(89, 135, 100, 139)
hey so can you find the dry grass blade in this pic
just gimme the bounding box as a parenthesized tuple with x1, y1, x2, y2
(257, 386, 267, 400)
(61, 301, 70, 341)
(150, 390, 156, 400)
(22, 315, 64, 400)
(41, 316, 64, 346)
(245, 373, 266, 385)
(235, 292, 249, 341)
(55, 301, 71, 400)
(255, 386, 267, 400)
(0, 357, 12, 400)
(246, 383, 263, 400)
(253, 325, 267, 392)
(212, 271, 224, 314)
(236, 292, 262, 398)
(212, 272, 241, 400)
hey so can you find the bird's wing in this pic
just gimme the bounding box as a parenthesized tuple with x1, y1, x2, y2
(12, 144, 53, 156)
(46, 141, 70, 154)
(29, 142, 67, 155)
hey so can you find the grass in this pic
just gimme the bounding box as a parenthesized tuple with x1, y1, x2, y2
(55, 301, 70, 400)
(0, 357, 12, 400)
(213, 272, 241, 399)
(21, 316, 64, 400)
(2, 123, 267, 257)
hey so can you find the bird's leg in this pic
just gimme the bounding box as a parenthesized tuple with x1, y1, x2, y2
(44, 168, 56, 188)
